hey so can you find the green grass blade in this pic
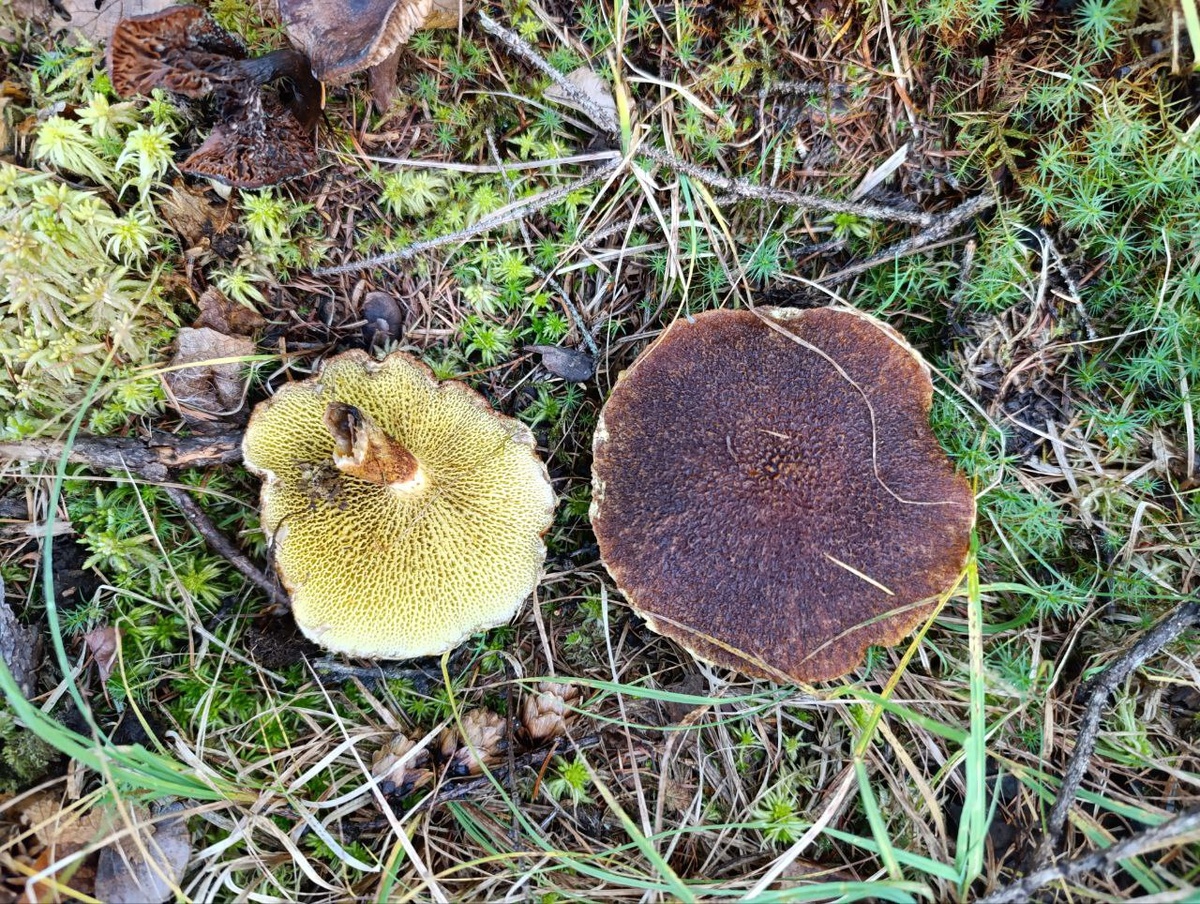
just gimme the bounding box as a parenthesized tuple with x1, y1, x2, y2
(955, 540, 988, 893)
(853, 758, 904, 881)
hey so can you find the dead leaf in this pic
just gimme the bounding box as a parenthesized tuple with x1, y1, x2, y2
(195, 287, 266, 336)
(0, 576, 39, 697)
(544, 67, 618, 128)
(21, 843, 96, 903)
(94, 805, 190, 904)
(83, 626, 119, 685)
(22, 795, 105, 848)
(15, 0, 181, 43)
(17, 794, 105, 903)
(164, 327, 255, 422)
(526, 344, 595, 382)
(158, 181, 233, 251)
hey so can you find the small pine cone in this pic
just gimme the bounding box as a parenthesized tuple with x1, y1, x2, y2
(371, 733, 432, 795)
(521, 682, 581, 741)
(445, 709, 508, 777)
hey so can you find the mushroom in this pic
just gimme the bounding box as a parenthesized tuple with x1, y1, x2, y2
(107, 6, 321, 188)
(242, 350, 556, 660)
(106, 6, 248, 100)
(590, 307, 976, 684)
(276, 0, 467, 105)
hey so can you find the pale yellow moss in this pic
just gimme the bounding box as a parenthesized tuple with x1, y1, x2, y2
(242, 350, 555, 659)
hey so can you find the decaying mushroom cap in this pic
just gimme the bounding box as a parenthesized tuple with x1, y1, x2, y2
(277, 0, 462, 84)
(590, 307, 976, 684)
(106, 5, 247, 99)
(180, 87, 316, 188)
(108, 8, 321, 188)
(243, 350, 555, 660)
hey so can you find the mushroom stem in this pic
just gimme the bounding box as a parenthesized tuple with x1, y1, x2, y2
(323, 403, 424, 490)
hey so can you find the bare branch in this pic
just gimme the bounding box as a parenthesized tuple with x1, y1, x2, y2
(1, 431, 244, 482)
(163, 485, 289, 611)
(1035, 601, 1200, 863)
(983, 808, 1200, 903)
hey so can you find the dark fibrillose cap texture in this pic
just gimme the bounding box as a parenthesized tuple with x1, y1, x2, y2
(107, 6, 320, 188)
(590, 307, 976, 684)
(106, 6, 247, 99)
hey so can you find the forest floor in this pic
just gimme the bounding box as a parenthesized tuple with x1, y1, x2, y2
(1, 0, 1200, 900)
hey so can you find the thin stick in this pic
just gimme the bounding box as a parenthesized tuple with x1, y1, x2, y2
(163, 485, 289, 610)
(1, 431, 244, 482)
(637, 145, 935, 227)
(486, 129, 599, 357)
(820, 193, 998, 285)
(313, 158, 622, 276)
(477, 12, 619, 134)
(982, 808, 1200, 903)
(1034, 600, 1200, 863)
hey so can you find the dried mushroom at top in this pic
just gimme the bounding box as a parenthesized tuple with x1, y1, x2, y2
(106, 6, 321, 188)
(277, 0, 466, 104)
(590, 306, 977, 685)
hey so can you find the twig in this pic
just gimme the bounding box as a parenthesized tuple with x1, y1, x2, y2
(313, 158, 623, 276)
(1035, 601, 1200, 863)
(163, 485, 290, 610)
(477, 12, 619, 134)
(982, 808, 1200, 903)
(637, 145, 935, 227)
(0, 430, 244, 482)
(2, 428, 288, 608)
(821, 192, 998, 285)
(311, 648, 473, 691)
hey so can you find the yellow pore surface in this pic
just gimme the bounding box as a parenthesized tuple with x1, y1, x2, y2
(243, 351, 555, 659)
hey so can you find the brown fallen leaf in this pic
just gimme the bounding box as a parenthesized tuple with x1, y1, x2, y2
(83, 626, 119, 686)
(18, 794, 106, 903)
(195, 287, 266, 336)
(164, 327, 256, 422)
(14, 0, 180, 43)
(94, 804, 191, 904)
(158, 180, 234, 251)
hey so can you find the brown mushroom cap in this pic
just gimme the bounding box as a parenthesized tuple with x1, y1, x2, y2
(107, 7, 321, 189)
(590, 307, 976, 684)
(106, 6, 247, 99)
(180, 88, 317, 188)
(277, 0, 436, 84)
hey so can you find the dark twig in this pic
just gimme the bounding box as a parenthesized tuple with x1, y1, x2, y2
(1035, 601, 1200, 863)
(310, 647, 474, 692)
(982, 808, 1200, 903)
(821, 192, 998, 285)
(312, 158, 623, 276)
(477, 12, 619, 134)
(637, 145, 937, 228)
(0, 430, 244, 482)
(163, 485, 289, 610)
(2, 428, 286, 608)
